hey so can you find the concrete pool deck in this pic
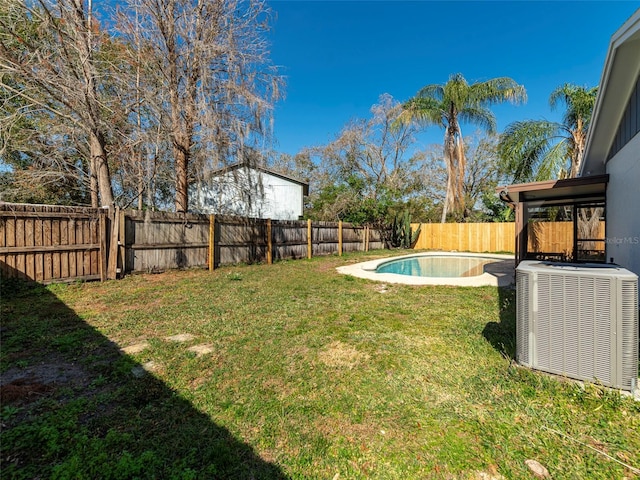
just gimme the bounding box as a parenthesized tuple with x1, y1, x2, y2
(337, 252, 515, 287)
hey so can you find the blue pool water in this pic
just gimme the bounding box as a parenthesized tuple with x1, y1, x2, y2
(376, 256, 499, 278)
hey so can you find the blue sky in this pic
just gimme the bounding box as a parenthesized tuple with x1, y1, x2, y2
(267, 1, 639, 156)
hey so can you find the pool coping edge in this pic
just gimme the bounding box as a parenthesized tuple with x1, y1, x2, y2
(336, 252, 515, 287)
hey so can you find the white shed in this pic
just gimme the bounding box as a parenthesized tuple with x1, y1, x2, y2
(193, 162, 309, 220)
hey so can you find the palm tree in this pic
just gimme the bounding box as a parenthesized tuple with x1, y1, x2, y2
(399, 73, 526, 222)
(498, 83, 598, 182)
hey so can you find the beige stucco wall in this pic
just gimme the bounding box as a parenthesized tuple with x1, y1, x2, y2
(606, 133, 640, 277)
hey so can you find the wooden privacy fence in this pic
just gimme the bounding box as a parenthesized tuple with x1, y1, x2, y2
(527, 221, 606, 252)
(412, 222, 516, 253)
(411, 221, 606, 256)
(124, 213, 384, 273)
(2, 204, 611, 284)
(0, 203, 384, 282)
(0, 203, 109, 283)
(123, 210, 209, 273)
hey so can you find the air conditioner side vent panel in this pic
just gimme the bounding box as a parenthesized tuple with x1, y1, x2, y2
(515, 261, 638, 392)
(516, 270, 530, 366)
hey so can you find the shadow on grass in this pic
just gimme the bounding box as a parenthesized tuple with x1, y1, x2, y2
(0, 270, 288, 479)
(482, 286, 517, 360)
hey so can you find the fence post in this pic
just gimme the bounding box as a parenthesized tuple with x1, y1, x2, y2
(338, 220, 343, 256)
(118, 209, 125, 277)
(209, 214, 215, 271)
(107, 207, 119, 280)
(266, 218, 272, 265)
(365, 226, 370, 252)
(99, 210, 107, 282)
(307, 219, 312, 259)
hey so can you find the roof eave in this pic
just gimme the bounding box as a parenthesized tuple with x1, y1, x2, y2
(496, 174, 609, 204)
(581, 9, 640, 176)
(208, 161, 310, 192)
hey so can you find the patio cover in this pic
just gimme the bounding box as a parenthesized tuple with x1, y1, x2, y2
(496, 174, 609, 264)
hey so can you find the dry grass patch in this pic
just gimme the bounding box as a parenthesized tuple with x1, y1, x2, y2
(317, 341, 371, 369)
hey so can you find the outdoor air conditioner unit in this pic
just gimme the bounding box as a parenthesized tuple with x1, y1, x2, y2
(516, 261, 638, 392)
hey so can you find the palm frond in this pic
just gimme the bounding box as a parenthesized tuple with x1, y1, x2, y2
(398, 97, 445, 128)
(469, 77, 527, 106)
(442, 73, 470, 109)
(549, 83, 598, 130)
(498, 120, 565, 183)
(458, 106, 496, 134)
(416, 83, 445, 102)
(534, 139, 568, 181)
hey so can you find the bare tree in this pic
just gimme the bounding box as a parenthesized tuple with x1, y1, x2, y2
(0, 103, 92, 204)
(306, 94, 424, 223)
(316, 94, 420, 200)
(0, 0, 116, 207)
(118, 0, 283, 213)
(462, 135, 504, 217)
(268, 150, 315, 185)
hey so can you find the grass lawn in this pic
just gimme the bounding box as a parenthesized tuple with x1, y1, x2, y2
(1, 251, 639, 479)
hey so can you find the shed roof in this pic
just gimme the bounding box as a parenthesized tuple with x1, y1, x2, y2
(208, 162, 310, 196)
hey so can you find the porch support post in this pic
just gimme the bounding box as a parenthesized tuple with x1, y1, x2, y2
(515, 200, 526, 266)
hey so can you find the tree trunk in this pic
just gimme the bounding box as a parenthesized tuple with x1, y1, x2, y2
(441, 129, 457, 223)
(174, 143, 189, 213)
(571, 118, 586, 178)
(90, 158, 99, 208)
(137, 148, 144, 210)
(454, 136, 466, 216)
(89, 130, 114, 207)
(578, 207, 604, 253)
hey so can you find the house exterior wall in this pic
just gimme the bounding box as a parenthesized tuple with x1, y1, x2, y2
(194, 167, 304, 220)
(606, 133, 640, 276)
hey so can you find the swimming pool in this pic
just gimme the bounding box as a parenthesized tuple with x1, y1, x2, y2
(336, 252, 515, 287)
(376, 255, 501, 278)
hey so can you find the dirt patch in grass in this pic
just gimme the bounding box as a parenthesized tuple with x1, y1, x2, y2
(1, 380, 54, 405)
(0, 357, 91, 407)
(262, 377, 298, 400)
(165, 333, 196, 342)
(369, 283, 390, 294)
(1, 358, 90, 390)
(187, 344, 214, 357)
(314, 414, 380, 443)
(121, 342, 150, 354)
